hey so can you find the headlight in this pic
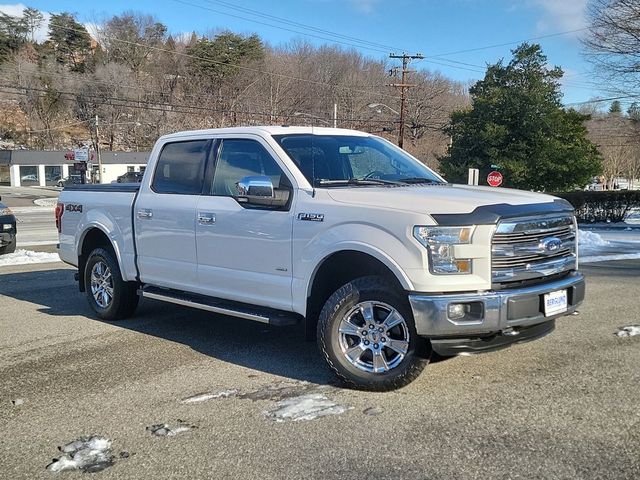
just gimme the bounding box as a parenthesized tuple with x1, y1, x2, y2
(0, 207, 12, 216)
(413, 226, 474, 274)
(2, 224, 11, 230)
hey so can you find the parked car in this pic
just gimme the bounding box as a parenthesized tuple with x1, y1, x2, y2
(21, 174, 38, 182)
(56, 126, 585, 391)
(57, 175, 82, 187)
(0, 197, 16, 255)
(116, 172, 143, 183)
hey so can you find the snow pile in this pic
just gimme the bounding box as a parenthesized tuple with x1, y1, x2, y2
(33, 198, 57, 207)
(615, 325, 640, 337)
(180, 389, 238, 404)
(580, 253, 640, 264)
(578, 230, 609, 248)
(47, 436, 114, 474)
(264, 393, 351, 422)
(0, 249, 60, 266)
(147, 421, 194, 437)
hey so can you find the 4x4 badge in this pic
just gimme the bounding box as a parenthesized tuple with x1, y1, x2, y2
(298, 213, 324, 222)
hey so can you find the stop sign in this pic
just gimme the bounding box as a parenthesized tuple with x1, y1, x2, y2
(487, 171, 503, 187)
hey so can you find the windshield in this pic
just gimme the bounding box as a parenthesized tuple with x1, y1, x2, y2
(272, 134, 444, 187)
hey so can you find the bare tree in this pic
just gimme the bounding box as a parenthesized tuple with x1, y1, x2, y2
(583, 0, 640, 94)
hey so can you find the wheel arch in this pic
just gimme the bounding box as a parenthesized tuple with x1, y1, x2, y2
(77, 226, 121, 292)
(304, 248, 411, 340)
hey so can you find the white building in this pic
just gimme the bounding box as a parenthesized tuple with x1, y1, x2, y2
(0, 150, 150, 187)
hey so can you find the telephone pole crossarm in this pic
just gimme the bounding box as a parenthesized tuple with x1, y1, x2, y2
(388, 53, 424, 149)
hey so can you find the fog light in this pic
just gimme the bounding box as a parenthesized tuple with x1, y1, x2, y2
(2, 224, 11, 230)
(448, 303, 466, 320)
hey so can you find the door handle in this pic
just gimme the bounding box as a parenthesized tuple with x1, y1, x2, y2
(137, 209, 153, 219)
(198, 213, 216, 225)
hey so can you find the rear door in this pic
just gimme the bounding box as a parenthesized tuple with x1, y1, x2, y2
(135, 138, 212, 290)
(194, 135, 295, 311)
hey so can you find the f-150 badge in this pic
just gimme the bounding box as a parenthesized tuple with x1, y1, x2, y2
(298, 213, 324, 222)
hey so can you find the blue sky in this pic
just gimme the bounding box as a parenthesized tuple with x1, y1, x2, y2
(2, 0, 610, 107)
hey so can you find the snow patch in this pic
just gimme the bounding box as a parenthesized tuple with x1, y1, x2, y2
(579, 253, 640, 264)
(578, 229, 609, 247)
(615, 325, 640, 337)
(47, 436, 114, 474)
(147, 420, 195, 437)
(180, 389, 238, 404)
(0, 249, 60, 266)
(33, 198, 58, 207)
(264, 393, 351, 422)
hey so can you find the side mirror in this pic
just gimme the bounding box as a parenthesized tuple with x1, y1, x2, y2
(236, 175, 289, 208)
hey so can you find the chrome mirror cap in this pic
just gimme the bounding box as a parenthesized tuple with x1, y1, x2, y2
(236, 175, 274, 198)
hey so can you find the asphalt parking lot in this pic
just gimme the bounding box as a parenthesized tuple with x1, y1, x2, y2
(1, 260, 639, 479)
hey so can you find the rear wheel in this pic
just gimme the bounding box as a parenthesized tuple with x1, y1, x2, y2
(84, 247, 139, 320)
(317, 276, 428, 391)
(0, 237, 16, 255)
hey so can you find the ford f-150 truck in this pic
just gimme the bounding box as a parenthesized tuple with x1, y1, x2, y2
(57, 126, 585, 390)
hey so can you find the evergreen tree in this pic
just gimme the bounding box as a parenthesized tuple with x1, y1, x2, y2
(187, 32, 264, 84)
(48, 12, 92, 72)
(440, 43, 602, 191)
(609, 100, 622, 114)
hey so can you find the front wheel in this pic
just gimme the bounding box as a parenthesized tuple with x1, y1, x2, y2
(317, 276, 428, 391)
(0, 237, 16, 255)
(84, 247, 139, 321)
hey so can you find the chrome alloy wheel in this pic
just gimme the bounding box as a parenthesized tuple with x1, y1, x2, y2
(90, 261, 114, 308)
(338, 301, 410, 373)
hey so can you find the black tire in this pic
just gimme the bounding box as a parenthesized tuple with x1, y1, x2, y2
(317, 276, 429, 391)
(84, 247, 139, 321)
(0, 236, 16, 255)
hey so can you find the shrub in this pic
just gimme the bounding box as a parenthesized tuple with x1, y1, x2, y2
(554, 190, 640, 223)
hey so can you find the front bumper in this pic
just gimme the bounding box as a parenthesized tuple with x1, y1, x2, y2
(408, 271, 585, 355)
(0, 216, 16, 247)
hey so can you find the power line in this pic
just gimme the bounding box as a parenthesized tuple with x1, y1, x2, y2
(0, 83, 407, 125)
(430, 28, 590, 58)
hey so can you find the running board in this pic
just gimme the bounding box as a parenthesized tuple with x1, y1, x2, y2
(140, 286, 300, 326)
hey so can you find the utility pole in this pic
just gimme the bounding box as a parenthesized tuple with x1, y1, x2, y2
(94, 114, 102, 184)
(388, 52, 424, 149)
(333, 103, 337, 128)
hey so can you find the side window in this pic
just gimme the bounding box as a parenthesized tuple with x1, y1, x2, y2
(152, 140, 209, 195)
(211, 139, 287, 196)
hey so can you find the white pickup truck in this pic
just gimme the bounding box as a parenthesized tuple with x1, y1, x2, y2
(57, 126, 585, 390)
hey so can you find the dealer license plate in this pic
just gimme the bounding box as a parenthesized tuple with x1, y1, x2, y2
(544, 289, 568, 316)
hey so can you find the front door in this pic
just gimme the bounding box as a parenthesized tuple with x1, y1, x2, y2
(194, 136, 295, 311)
(135, 138, 211, 290)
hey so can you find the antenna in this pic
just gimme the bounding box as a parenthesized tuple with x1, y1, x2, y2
(311, 124, 316, 198)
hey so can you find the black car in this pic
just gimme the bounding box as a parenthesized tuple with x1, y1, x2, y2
(116, 172, 143, 183)
(0, 197, 16, 255)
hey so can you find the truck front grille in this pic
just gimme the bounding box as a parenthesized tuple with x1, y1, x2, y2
(492, 215, 577, 287)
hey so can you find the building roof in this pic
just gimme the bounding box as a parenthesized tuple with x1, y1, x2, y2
(0, 150, 150, 166)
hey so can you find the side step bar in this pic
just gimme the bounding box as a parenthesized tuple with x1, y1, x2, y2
(139, 286, 300, 327)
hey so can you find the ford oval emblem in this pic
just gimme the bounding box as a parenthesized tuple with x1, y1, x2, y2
(540, 236, 563, 254)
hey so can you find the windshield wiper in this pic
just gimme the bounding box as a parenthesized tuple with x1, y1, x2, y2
(398, 177, 444, 184)
(315, 178, 401, 187)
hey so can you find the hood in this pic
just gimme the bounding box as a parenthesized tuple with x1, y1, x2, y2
(326, 184, 569, 223)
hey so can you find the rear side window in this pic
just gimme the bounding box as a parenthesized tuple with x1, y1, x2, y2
(152, 140, 209, 194)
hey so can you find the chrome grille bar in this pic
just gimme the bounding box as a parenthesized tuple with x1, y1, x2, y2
(492, 214, 577, 286)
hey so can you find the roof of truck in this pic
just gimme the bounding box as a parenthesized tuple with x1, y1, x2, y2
(158, 125, 372, 141)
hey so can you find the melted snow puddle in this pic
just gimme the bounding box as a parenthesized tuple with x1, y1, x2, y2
(47, 436, 114, 474)
(147, 420, 195, 437)
(264, 393, 352, 422)
(180, 389, 238, 404)
(615, 325, 640, 337)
